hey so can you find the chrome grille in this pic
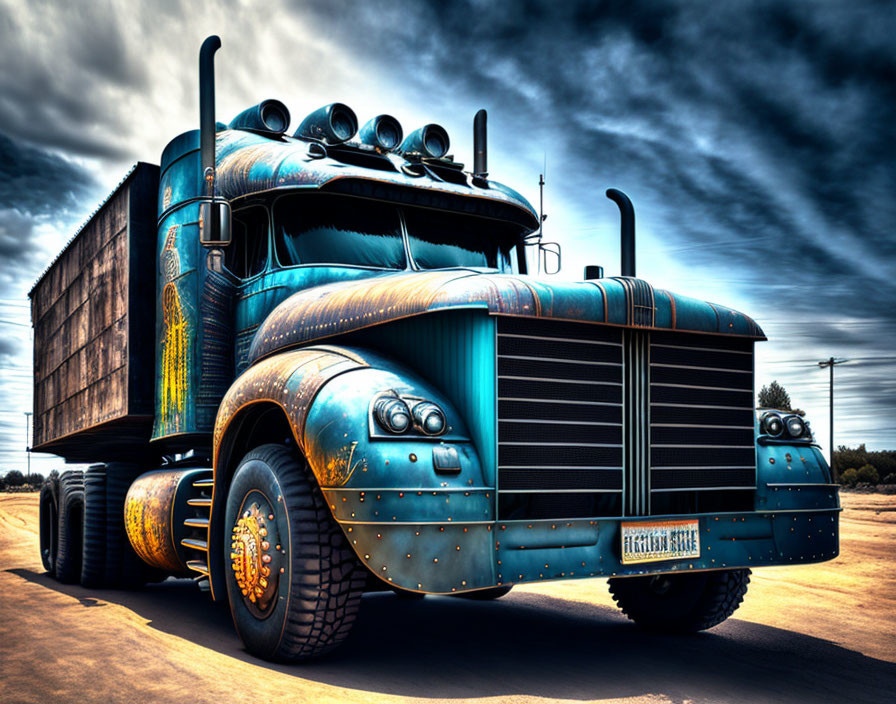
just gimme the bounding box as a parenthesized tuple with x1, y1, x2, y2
(495, 317, 757, 520)
(649, 331, 756, 500)
(496, 317, 624, 520)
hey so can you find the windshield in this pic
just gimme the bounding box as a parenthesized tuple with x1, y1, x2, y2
(272, 194, 525, 272)
(274, 194, 405, 268)
(404, 207, 520, 272)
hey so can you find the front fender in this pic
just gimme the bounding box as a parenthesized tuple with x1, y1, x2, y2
(212, 344, 494, 595)
(755, 441, 840, 512)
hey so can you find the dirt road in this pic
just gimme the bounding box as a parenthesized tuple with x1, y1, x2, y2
(1, 492, 893, 704)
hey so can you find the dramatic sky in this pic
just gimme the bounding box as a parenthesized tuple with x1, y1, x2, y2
(0, 0, 893, 474)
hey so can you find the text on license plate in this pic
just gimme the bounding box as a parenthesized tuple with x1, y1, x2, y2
(620, 519, 700, 565)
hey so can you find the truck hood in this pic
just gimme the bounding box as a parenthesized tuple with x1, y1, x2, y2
(247, 270, 764, 364)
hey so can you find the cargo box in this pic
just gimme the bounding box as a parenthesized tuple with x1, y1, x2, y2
(30, 162, 159, 462)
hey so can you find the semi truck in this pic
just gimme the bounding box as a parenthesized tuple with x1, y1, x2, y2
(33, 36, 840, 662)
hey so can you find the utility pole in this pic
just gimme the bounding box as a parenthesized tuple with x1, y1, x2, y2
(24, 411, 32, 478)
(817, 357, 847, 477)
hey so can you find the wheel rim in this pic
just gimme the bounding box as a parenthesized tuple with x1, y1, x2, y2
(230, 489, 283, 618)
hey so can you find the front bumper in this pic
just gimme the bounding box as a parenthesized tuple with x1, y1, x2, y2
(323, 484, 841, 594)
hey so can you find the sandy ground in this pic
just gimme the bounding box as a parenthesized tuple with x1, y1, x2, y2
(0, 492, 893, 704)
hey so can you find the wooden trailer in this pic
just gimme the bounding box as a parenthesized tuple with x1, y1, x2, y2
(30, 163, 160, 462)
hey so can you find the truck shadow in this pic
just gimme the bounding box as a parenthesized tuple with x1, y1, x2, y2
(9, 567, 896, 703)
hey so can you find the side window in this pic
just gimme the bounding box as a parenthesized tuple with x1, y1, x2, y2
(224, 206, 269, 279)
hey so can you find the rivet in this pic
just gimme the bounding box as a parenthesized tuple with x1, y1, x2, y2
(409, 453, 417, 462)
(433, 558, 439, 563)
(406, 553, 411, 558)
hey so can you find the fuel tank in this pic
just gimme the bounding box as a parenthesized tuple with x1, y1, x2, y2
(124, 467, 212, 573)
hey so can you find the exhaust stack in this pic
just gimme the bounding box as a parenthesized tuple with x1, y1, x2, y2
(199, 35, 221, 226)
(606, 188, 635, 277)
(473, 109, 487, 178)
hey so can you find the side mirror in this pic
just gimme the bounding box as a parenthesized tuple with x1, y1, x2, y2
(199, 200, 232, 246)
(539, 242, 561, 275)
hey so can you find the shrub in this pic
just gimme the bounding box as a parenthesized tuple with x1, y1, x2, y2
(856, 464, 880, 485)
(884, 474, 896, 485)
(4, 470, 25, 487)
(840, 468, 859, 487)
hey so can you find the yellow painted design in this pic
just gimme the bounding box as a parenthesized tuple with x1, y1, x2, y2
(161, 282, 188, 430)
(317, 441, 366, 487)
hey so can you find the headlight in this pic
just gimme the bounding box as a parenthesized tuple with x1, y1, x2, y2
(412, 402, 446, 436)
(761, 412, 784, 437)
(784, 414, 806, 438)
(374, 397, 412, 434)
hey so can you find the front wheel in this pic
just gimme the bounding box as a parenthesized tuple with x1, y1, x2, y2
(225, 444, 367, 662)
(608, 569, 750, 632)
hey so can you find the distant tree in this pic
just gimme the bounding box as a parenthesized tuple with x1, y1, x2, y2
(0, 475, 5, 492)
(758, 380, 792, 410)
(48, 469, 60, 482)
(856, 464, 880, 485)
(834, 445, 868, 480)
(27, 472, 45, 488)
(4, 470, 26, 487)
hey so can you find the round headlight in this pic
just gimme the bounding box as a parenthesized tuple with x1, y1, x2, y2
(412, 402, 446, 435)
(784, 415, 806, 438)
(374, 397, 411, 434)
(762, 412, 784, 437)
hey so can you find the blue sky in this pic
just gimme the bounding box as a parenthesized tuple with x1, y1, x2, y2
(0, 0, 894, 474)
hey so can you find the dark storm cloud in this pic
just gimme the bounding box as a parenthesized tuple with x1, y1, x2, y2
(0, 132, 98, 279)
(0, 0, 149, 159)
(295, 0, 896, 351)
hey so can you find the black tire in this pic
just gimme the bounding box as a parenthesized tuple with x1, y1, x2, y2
(455, 585, 514, 600)
(225, 444, 367, 662)
(608, 569, 750, 633)
(39, 478, 60, 575)
(55, 471, 85, 584)
(104, 463, 153, 587)
(80, 465, 107, 587)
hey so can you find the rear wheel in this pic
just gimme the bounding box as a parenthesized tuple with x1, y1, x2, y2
(225, 444, 367, 662)
(55, 471, 85, 584)
(608, 569, 750, 632)
(38, 477, 60, 575)
(80, 465, 107, 587)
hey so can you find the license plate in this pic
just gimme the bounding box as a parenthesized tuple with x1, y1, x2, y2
(621, 519, 700, 565)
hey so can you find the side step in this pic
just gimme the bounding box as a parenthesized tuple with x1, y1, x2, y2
(186, 559, 209, 576)
(182, 469, 213, 582)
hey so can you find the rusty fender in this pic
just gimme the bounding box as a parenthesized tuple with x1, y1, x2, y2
(211, 344, 495, 595)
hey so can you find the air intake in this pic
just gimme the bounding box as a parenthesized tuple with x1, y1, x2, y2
(295, 103, 358, 145)
(229, 100, 291, 134)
